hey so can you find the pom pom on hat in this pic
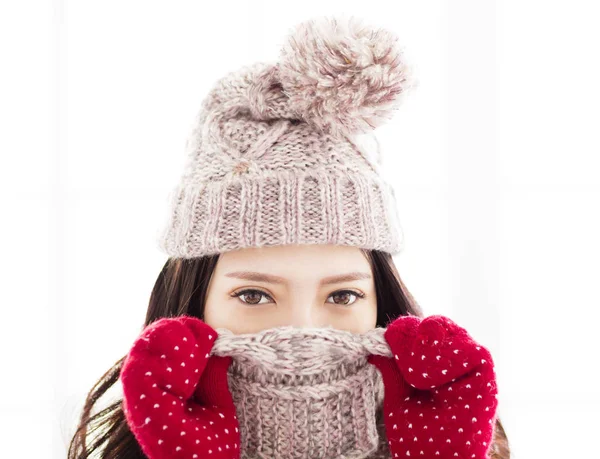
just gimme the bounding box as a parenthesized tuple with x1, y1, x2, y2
(277, 15, 418, 138)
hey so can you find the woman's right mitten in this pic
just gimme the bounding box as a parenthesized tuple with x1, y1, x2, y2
(121, 316, 240, 458)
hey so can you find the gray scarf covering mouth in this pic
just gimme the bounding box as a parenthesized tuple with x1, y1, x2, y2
(211, 325, 394, 459)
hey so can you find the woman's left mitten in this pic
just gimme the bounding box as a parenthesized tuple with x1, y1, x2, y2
(368, 314, 499, 458)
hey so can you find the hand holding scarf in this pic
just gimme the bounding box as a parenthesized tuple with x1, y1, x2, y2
(368, 314, 499, 458)
(121, 316, 240, 458)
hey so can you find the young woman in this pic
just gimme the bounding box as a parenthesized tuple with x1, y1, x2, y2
(68, 15, 510, 458)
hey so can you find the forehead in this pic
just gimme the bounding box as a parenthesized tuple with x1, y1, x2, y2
(214, 244, 372, 280)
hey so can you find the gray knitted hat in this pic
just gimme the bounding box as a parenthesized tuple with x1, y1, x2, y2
(156, 15, 418, 259)
(211, 325, 395, 458)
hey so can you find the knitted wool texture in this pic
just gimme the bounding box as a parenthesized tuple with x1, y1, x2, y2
(210, 325, 394, 458)
(156, 15, 417, 259)
(121, 315, 499, 459)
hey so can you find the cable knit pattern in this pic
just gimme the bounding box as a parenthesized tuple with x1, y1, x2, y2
(210, 325, 393, 458)
(156, 14, 418, 259)
(122, 315, 498, 458)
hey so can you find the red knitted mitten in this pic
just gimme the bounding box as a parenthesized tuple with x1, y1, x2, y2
(368, 314, 499, 458)
(121, 316, 240, 458)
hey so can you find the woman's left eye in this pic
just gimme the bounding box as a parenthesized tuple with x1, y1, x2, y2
(326, 290, 365, 306)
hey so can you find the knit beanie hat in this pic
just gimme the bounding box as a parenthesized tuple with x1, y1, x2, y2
(211, 325, 395, 458)
(156, 14, 417, 259)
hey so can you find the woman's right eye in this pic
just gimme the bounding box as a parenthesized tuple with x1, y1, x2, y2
(230, 289, 273, 306)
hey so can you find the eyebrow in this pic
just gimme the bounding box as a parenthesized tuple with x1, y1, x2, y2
(224, 271, 372, 286)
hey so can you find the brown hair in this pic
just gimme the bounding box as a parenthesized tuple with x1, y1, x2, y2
(68, 249, 510, 458)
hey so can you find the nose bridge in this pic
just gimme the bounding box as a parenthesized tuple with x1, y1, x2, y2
(288, 297, 319, 328)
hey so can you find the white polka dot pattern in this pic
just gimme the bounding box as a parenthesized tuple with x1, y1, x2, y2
(121, 316, 240, 458)
(367, 314, 499, 458)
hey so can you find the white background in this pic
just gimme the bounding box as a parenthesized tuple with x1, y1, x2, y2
(1, 1, 598, 457)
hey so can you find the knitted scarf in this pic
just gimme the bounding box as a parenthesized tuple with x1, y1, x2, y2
(211, 325, 394, 459)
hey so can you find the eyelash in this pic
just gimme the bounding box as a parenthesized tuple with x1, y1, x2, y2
(229, 288, 366, 307)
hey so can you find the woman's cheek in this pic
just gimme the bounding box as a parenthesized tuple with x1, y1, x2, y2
(204, 303, 280, 334)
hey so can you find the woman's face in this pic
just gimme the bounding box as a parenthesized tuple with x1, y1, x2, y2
(203, 244, 377, 334)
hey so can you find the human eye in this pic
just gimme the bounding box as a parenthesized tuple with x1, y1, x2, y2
(230, 288, 274, 306)
(326, 289, 366, 307)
